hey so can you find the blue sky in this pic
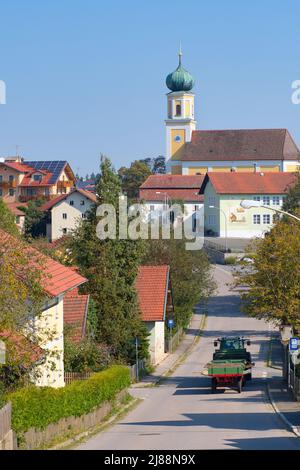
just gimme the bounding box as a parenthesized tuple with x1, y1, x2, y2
(0, 0, 299, 175)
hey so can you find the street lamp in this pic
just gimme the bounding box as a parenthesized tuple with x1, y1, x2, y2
(209, 205, 228, 253)
(156, 192, 171, 225)
(155, 191, 170, 209)
(240, 200, 300, 223)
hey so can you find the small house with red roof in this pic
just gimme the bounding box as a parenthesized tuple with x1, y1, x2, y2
(41, 188, 97, 241)
(135, 265, 174, 365)
(200, 172, 297, 238)
(0, 228, 87, 387)
(139, 175, 204, 233)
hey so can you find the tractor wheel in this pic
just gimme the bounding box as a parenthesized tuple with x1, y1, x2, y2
(211, 378, 217, 394)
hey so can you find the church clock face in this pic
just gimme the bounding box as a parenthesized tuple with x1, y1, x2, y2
(174, 135, 182, 142)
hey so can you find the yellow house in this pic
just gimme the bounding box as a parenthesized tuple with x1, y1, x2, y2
(0, 228, 87, 388)
(0, 156, 76, 203)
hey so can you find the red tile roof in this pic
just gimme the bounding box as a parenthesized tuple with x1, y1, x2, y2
(135, 266, 169, 322)
(0, 330, 44, 365)
(140, 188, 204, 202)
(0, 161, 34, 173)
(200, 172, 298, 195)
(179, 129, 300, 162)
(140, 174, 205, 189)
(0, 228, 87, 297)
(5, 202, 28, 217)
(63, 288, 89, 342)
(40, 188, 97, 211)
(18, 170, 53, 187)
(139, 175, 205, 202)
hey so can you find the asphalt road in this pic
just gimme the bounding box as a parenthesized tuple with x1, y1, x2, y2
(76, 265, 300, 450)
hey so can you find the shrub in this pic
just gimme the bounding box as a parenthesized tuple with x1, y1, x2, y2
(224, 256, 237, 265)
(6, 365, 130, 435)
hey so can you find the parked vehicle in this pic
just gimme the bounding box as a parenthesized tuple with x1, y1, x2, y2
(206, 337, 255, 393)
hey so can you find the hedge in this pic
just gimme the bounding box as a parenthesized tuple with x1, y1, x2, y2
(6, 365, 130, 435)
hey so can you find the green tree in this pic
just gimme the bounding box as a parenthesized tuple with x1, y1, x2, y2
(67, 156, 149, 363)
(23, 200, 47, 239)
(235, 217, 300, 329)
(118, 160, 152, 200)
(143, 235, 215, 330)
(0, 200, 20, 236)
(152, 156, 166, 174)
(282, 172, 300, 215)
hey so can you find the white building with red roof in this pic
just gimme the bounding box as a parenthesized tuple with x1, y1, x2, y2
(41, 188, 97, 241)
(0, 228, 87, 388)
(139, 174, 204, 233)
(200, 172, 297, 238)
(135, 265, 174, 365)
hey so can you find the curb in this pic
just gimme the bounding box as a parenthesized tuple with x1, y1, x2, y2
(133, 312, 207, 388)
(156, 313, 207, 384)
(266, 383, 300, 438)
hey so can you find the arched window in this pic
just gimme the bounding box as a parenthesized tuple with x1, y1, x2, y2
(175, 104, 181, 116)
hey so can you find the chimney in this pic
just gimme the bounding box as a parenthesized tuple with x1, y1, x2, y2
(4, 156, 24, 163)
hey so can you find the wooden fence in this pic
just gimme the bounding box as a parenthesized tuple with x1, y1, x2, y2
(64, 372, 93, 385)
(128, 359, 146, 382)
(0, 402, 14, 450)
(166, 327, 184, 354)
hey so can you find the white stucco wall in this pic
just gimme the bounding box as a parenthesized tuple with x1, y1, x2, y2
(49, 192, 95, 241)
(145, 321, 166, 365)
(203, 180, 287, 238)
(33, 294, 65, 388)
(181, 159, 287, 174)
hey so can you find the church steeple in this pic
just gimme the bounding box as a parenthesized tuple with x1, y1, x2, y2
(165, 49, 197, 174)
(166, 48, 195, 93)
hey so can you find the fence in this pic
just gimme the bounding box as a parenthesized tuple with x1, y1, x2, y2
(128, 360, 146, 382)
(64, 372, 93, 385)
(287, 360, 300, 401)
(0, 402, 14, 450)
(166, 327, 184, 354)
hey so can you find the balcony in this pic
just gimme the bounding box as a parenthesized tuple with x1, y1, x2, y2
(19, 194, 51, 203)
(0, 180, 17, 189)
(57, 180, 74, 190)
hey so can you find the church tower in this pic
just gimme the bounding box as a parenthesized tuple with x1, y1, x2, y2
(165, 49, 196, 174)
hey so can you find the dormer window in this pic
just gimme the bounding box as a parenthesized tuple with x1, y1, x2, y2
(33, 173, 42, 182)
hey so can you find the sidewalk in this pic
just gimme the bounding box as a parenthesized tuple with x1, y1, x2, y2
(267, 335, 300, 436)
(132, 307, 206, 388)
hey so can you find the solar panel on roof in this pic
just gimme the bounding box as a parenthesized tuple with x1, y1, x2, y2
(26, 161, 67, 184)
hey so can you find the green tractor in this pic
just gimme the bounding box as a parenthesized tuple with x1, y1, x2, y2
(207, 337, 254, 393)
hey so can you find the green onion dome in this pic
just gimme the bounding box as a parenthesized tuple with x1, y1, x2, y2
(166, 51, 195, 92)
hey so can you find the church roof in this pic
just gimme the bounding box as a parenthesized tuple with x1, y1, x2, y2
(178, 129, 300, 162)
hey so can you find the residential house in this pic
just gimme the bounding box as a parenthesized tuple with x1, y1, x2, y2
(200, 172, 297, 238)
(5, 202, 27, 233)
(41, 188, 97, 241)
(0, 156, 76, 203)
(135, 265, 174, 365)
(0, 228, 87, 388)
(139, 175, 204, 231)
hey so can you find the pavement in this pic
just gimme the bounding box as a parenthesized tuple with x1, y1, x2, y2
(75, 265, 300, 450)
(131, 306, 206, 387)
(267, 334, 300, 436)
